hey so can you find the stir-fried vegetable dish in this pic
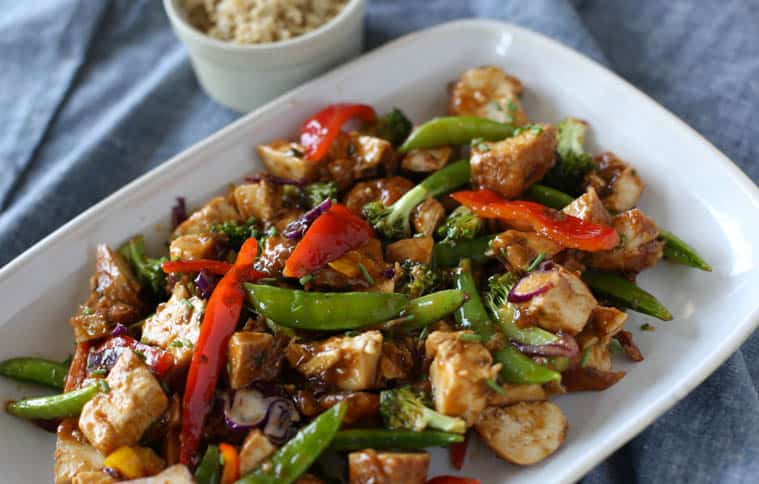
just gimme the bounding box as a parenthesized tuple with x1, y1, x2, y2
(1, 66, 710, 484)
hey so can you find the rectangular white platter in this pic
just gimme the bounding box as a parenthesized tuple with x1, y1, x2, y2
(1, 19, 758, 484)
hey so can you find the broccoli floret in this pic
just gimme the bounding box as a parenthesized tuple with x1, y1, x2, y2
(397, 261, 438, 298)
(303, 181, 338, 209)
(210, 218, 261, 251)
(380, 386, 465, 433)
(363, 184, 429, 240)
(436, 206, 484, 243)
(540, 118, 596, 195)
(371, 108, 413, 147)
(118, 235, 167, 296)
(484, 272, 519, 317)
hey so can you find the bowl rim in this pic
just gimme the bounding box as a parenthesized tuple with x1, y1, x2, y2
(162, 0, 364, 52)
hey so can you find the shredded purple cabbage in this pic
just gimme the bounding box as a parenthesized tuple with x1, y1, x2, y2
(512, 331, 580, 359)
(111, 323, 128, 337)
(283, 198, 333, 240)
(507, 278, 554, 303)
(383, 267, 396, 279)
(245, 173, 306, 186)
(171, 197, 187, 229)
(194, 270, 220, 299)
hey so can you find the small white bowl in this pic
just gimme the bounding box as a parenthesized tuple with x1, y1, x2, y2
(163, 0, 366, 112)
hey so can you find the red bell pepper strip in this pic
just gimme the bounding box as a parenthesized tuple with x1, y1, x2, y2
(452, 189, 620, 252)
(427, 476, 481, 484)
(283, 203, 374, 278)
(449, 432, 469, 470)
(180, 238, 263, 466)
(300, 103, 376, 161)
(64, 342, 94, 392)
(162, 259, 233, 276)
(219, 442, 240, 484)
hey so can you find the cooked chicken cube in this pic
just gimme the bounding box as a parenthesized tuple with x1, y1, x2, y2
(54, 420, 105, 484)
(385, 236, 434, 264)
(70, 245, 144, 342)
(141, 283, 204, 369)
(470, 124, 557, 199)
(488, 383, 547, 407)
(123, 465, 194, 484)
(476, 401, 568, 465)
(401, 146, 453, 173)
(513, 264, 597, 335)
(562, 187, 612, 225)
(449, 66, 529, 126)
(325, 133, 395, 189)
(319, 392, 380, 424)
(413, 198, 446, 237)
(173, 196, 240, 238)
(589, 208, 664, 272)
(257, 140, 320, 181)
(239, 429, 277, 475)
(227, 331, 281, 389)
(343, 176, 414, 215)
(377, 340, 415, 385)
(233, 179, 283, 223)
(585, 152, 645, 212)
(254, 235, 297, 277)
(314, 239, 393, 292)
(348, 450, 430, 484)
(491, 230, 562, 272)
(425, 331, 501, 425)
(79, 349, 169, 455)
(286, 331, 383, 391)
(576, 306, 629, 371)
(168, 233, 224, 260)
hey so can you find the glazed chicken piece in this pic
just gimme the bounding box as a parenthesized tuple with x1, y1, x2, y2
(348, 450, 430, 484)
(449, 66, 530, 126)
(585, 152, 645, 212)
(319, 392, 381, 424)
(286, 331, 383, 391)
(124, 465, 194, 484)
(254, 235, 297, 278)
(227, 331, 285, 389)
(575, 306, 629, 371)
(257, 140, 320, 181)
(343, 176, 414, 216)
(70, 245, 144, 343)
(425, 330, 501, 426)
(512, 264, 597, 335)
(476, 401, 568, 465)
(385, 236, 434, 264)
(54, 420, 105, 484)
(412, 198, 446, 237)
(490, 230, 562, 272)
(168, 232, 224, 261)
(589, 208, 664, 272)
(233, 178, 286, 223)
(376, 339, 415, 385)
(470, 124, 557, 199)
(79, 349, 169, 456)
(172, 195, 240, 238)
(401, 146, 453, 173)
(562, 186, 612, 226)
(323, 132, 396, 189)
(141, 282, 204, 370)
(239, 429, 277, 475)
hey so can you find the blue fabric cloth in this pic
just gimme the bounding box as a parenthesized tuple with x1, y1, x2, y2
(1, 0, 758, 481)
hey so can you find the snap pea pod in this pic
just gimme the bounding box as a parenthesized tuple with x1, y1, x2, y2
(6, 384, 98, 420)
(238, 401, 347, 484)
(527, 184, 711, 271)
(582, 269, 673, 320)
(490, 303, 560, 346)
(659, 230, 712, 272)
(330, 429, 464, 451)
(402, 290, 467, 330)
(432, 235, 495, 269)
(454, 259, 496, 342)
(245, 284, 408, 330)
(0, 357, 68, 390)
(195, 445, 221, 484)
(399, 116, 516, 152)
(493, 346, 562, 384)
(420, 159, 471, 198)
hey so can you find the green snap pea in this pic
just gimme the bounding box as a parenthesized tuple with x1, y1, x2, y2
(659, 230, 712, 272)
(402, 290, 467, 330)
(490, 303, 560, 346)
(432, 235, 495, 269)
(6, 384, 98, 420)
(399, 116, 516, 152)
(420, 159, 471, 197)
(195, 445, 221, 484)
(245, 284, 408, 330)
(493, 346, 562, 385)
(525, 184, 574, 209)
(0, 357, 68, 390)
(454, 259, 496, 342)
(239, 401, 347, 484)
(330, 429, 464, 451)
(582, 269, 673, 321)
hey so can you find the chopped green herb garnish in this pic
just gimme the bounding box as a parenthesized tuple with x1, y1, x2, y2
(458, 333, 482, 343)
(181, 298, 193, 309)
(610, 339, 624, 354)
(134, 349, 146, 361)
(299, 274, 314, 286)
(580, 347, 592, 368)
(98, 380, 110, 393)
(289, 147, 304, 158)
(358, 263, 375, 285)
(81, 307, 93, 316)
(170, 340, 184, 348)
(486, 378, 505, 395)
(526, 253, 547, 272)
(640, 323, 656, 332)
(90, 368, 107, 376)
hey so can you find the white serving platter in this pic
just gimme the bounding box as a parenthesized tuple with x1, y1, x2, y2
(1, 19, 757, 484)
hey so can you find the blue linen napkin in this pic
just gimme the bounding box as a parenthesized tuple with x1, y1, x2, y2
(1, 0, 758, 481)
